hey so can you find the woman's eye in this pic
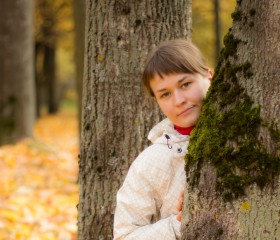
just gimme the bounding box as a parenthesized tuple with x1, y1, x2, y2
(161, 92, 170, 98)
(182, 82, 190, 88)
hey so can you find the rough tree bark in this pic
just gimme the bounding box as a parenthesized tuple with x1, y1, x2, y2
(78, 0, 192, 239)
(0, 0, 35, 145)
(182, 0, 280, 239)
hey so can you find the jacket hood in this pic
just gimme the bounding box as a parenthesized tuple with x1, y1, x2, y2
(148, 118, 189, 145)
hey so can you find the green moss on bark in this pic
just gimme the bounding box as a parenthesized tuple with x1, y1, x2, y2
(230, 4, 256, 28)
(231, 10, 242, 22)
(185, 30, 280, 201)
(236, 0, 242, 5)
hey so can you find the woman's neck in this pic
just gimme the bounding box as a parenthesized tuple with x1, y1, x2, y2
(174, 125, 195, 135)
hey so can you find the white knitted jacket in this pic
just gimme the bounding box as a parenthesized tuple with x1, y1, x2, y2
(113, 118, 190, 239)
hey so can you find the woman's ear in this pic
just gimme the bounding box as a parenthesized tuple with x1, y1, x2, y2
(208, 69, 213, 80)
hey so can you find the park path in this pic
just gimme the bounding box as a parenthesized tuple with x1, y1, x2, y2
(0, 110, 79, 240)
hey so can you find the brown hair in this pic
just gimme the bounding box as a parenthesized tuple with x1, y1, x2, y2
(142, 39, 209, 96)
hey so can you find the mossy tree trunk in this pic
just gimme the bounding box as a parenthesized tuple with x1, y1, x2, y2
(181, 0, 280, 239)
(0, 0, 35, 145)
(78, 0, 192, 239)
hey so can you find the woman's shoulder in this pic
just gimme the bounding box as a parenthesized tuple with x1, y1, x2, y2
(130, 143, 176, 177)
(140, 143, 173, 161)
(125, 145, 175, 193)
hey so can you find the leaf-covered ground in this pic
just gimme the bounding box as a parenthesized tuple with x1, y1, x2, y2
(0, 110, 79, 239)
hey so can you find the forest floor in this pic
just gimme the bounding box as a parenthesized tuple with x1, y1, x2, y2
(0, 109, 79, 240)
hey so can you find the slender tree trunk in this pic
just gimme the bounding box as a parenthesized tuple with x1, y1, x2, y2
(181, 0, 280, 239)
(0, 0, 35, 145)
(44, 44, 59, 114)
(213, 0, 221, 65)
(72, 0, 85, 137)
(35, 41, 44, 118)
(78, 0, 192, 239)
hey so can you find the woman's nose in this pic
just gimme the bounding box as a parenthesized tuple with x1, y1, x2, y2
(173, 91, 186, 106)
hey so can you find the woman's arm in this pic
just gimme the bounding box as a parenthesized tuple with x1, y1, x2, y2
(113, 156, 181, 240)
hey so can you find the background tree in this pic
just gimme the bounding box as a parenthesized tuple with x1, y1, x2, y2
(182, 0, 280, 239)
(78, 0, 192, 239)
(0, 0, 35, 145)
(35, 0, 73, 115)
(213, 0, 221, 63)
(192, 0, 235, 67)
(72, 0, 85, 136)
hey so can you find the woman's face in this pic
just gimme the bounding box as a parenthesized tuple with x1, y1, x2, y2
(150, 72, 211, 128)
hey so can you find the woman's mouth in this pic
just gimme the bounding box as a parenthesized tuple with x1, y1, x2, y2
(178, 106, 195, 116)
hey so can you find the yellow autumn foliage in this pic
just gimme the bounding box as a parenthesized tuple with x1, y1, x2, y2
(0, 110, 79, 240)
(193, 0, 236, 67)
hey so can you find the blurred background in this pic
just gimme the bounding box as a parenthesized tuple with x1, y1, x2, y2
(0, 0, 235, 239)
(33, 0, 236, 118)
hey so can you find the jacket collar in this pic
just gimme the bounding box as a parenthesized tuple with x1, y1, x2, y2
(148, 118, 189, 144)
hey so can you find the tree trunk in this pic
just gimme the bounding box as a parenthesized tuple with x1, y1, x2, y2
(0, 0, 35, 145)
(35, 41, 45, 118)
(213, 0, 221, 65)
(78, 0, 192, 239)
(44, 44, 59, 114)
(72, 0, 85, 137)
(181, 0, 280, 239)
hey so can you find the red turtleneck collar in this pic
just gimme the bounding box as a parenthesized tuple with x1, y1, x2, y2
(174, 125, 195, 135)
